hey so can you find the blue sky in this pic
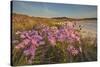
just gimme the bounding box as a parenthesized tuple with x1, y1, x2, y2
(12, 1, 97, 18)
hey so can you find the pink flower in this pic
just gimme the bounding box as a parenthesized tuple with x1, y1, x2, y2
(23, 39, 30, 46)
(71, 49, 79, 56)
(20, 34, 26, 39)
(67, 45, 79, 56)
(31, 39, 38, 47)
(25, 32, 31, 39)
(48, 36, 56, 46)
(75, 36, 80, 41)
(15, 42, 25, 49)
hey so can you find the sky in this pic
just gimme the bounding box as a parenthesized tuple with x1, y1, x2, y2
(12, 1, 97, 18)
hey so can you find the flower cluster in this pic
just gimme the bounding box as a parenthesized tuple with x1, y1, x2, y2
(67, 45, 79, 56)
(15, 22, 81, 64)
(15, 30, 45, 64)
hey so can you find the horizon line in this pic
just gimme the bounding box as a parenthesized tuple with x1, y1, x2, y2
(12, 12, 97, 19)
